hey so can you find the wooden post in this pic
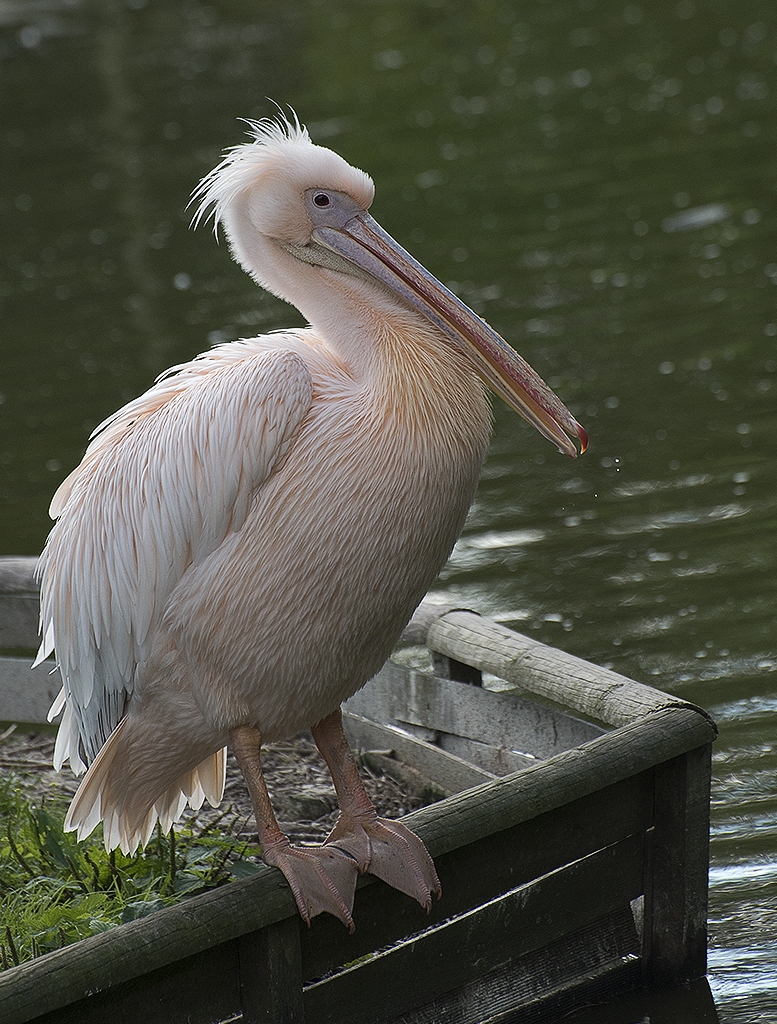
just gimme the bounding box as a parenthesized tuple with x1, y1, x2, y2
(642, 743, 712, 985)
(238, 917, 305, 1023)
(409, 601, 484, 694)
(431, 651, 483, 686)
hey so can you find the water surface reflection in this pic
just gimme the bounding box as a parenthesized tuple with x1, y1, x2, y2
(2, 1, 776, 1018)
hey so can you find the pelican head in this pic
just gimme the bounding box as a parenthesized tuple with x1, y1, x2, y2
(193, 116, 587, 457)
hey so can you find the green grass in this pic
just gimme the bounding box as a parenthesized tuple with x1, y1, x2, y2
(0, 776, 262, 970)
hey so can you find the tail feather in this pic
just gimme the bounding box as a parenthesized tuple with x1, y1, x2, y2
(52, 696, 88, 775)
(64, 720, 227, 855)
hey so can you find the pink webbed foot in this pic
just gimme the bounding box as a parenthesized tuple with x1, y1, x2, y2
(324, 813, 441, 912)
(309, 710, 441, 913)
(262, 838, 359, 932)
(230, 724, 360, 930)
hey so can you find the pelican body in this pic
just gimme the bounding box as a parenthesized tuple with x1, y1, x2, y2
(37, 117, 585, 928)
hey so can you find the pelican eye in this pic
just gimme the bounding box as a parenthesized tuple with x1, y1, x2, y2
(313, 192, 331, 208)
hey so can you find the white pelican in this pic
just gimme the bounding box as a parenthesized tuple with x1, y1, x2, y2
(36, 116, 586, 930)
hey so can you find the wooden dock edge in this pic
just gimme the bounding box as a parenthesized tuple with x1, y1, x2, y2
(0, 704, 715, 1024)
(0, 559, 717, 1023)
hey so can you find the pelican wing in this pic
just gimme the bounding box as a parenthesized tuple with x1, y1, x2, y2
(36, 339, 313, 772)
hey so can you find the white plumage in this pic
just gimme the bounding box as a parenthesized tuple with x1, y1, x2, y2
(37, 116, 584, 926)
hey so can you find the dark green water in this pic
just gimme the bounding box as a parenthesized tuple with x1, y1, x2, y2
(2, 2, 775, 1018)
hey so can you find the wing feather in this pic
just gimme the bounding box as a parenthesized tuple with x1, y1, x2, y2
(37, 339, 313, 770)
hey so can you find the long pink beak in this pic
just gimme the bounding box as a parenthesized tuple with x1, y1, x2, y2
(313, 208, 587, 458)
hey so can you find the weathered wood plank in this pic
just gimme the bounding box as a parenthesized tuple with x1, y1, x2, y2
(403, 706, 715, 861)
(349, 661, 603, 760)
(304, 833, 645, 1024)
(0, 558, 38, 590)
(374, 908, 642, 1024)
(0, 705, 712, 1024)
(405, 604, 714, 729)
(300, 767, 654, 981)
(342, 711, 497, 792)
(32, 940, 243, 1024)
(0, 657, 60, 724)
(0, 598, 39, 651)
(0, 557, 39, 650)
(434, 732, 536, 776)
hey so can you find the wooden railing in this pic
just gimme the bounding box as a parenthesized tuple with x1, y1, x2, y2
(0, 558, 717, 1024)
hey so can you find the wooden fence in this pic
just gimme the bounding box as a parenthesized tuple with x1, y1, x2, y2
(0, 557, 717, 1023)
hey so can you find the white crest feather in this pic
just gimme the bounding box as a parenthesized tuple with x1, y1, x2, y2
(190, 113, 312, 234)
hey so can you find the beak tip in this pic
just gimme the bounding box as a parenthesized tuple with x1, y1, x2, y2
(576, 422, 589, 455)
(560, 420, 587, 458)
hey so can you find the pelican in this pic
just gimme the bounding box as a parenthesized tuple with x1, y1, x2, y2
(36, 116, 586, 930)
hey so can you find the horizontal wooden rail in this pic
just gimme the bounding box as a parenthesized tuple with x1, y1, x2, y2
(403, 602, 714, 729)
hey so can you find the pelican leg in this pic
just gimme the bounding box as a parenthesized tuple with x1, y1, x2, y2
(230, 725, 358, 931)
(311, 709, 441, 912)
